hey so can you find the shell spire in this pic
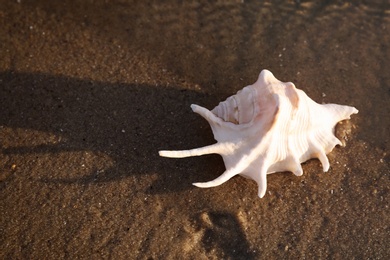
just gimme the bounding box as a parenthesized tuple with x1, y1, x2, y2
(159, 70, 358, 198)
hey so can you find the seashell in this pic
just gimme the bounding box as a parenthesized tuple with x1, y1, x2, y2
(159, 70, 358, 198)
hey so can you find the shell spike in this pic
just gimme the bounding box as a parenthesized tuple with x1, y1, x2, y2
(193, 161, 241, 188)
(332, 135, 343, 147)
(325, 104, 359, 123)
(193, 151, 264, 188)
(309, 139, 331, 172)
(158, 143, 228, 158)
(191, 104, 220, 125)
(193, 167, 239, 188)
(256, 169, 268, 198)
(318, 151, 330, 172)
(288, 156, 304, 176)
(258, 69, 280, 86)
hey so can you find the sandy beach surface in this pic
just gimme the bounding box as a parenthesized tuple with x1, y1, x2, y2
(0, 0, 389, 259)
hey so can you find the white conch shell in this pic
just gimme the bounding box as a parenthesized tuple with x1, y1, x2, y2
(159, 70, 358, 198)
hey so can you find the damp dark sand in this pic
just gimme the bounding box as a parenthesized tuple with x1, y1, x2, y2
(0, 1, 389, 259)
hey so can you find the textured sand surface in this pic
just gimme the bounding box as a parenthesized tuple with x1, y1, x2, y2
(0, 1, 389, 259)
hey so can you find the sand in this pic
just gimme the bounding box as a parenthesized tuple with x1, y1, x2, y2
(0, 0, 389, 259)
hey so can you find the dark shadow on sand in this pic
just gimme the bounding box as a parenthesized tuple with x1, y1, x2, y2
(197, 211, 258, 260)
(0, 70, 223, 193)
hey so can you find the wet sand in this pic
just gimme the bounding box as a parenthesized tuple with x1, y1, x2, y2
(0, 1, 389, 259)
